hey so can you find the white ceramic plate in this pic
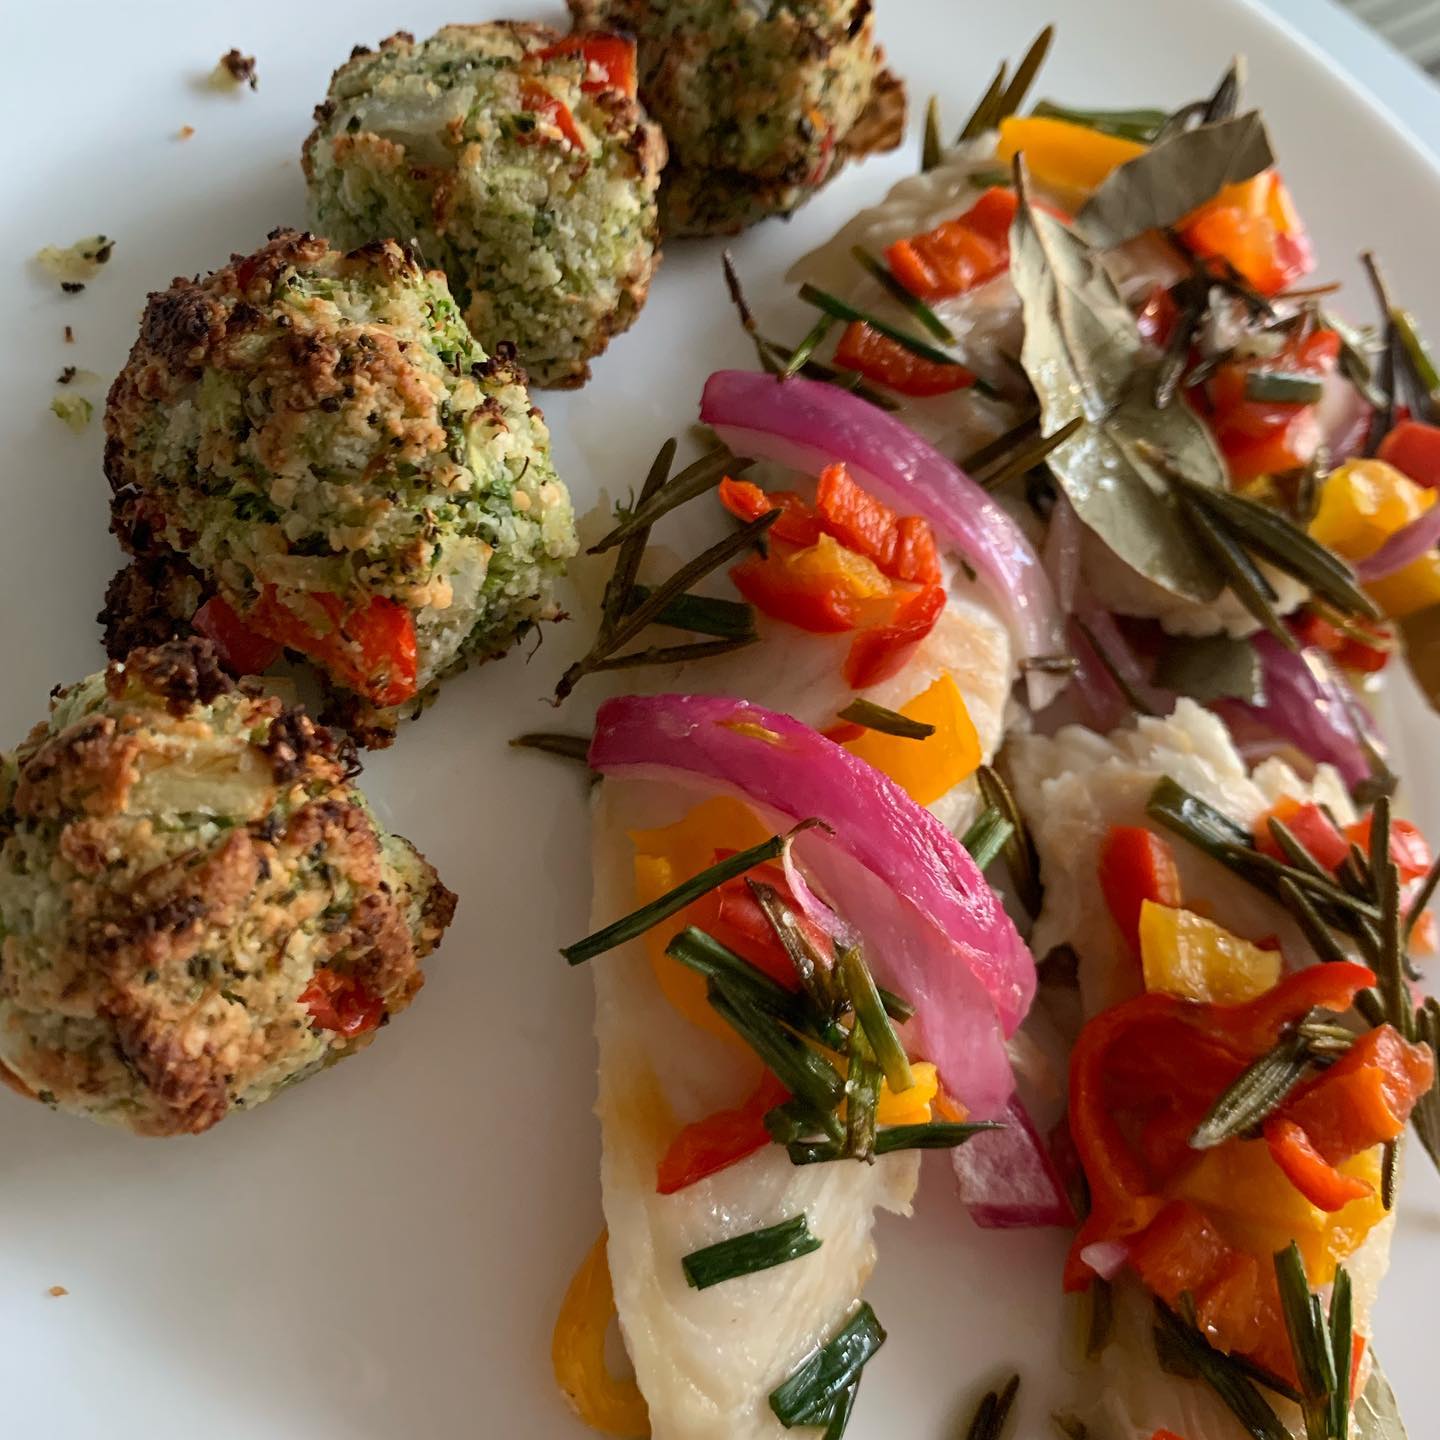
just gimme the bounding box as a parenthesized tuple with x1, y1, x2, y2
(4, 2, 1439, 1434)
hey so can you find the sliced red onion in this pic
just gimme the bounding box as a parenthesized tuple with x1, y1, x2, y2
(1355, 501, 1440, 581)
(1043, 494, 1082, 613)
(1225, 635, 1370, 787)
(780, 835, 856, 949)
(1078, 1240, 1130, 1281)
(699, 371, 1066, 706)
(590, 693, 1037, 1116)
(951, 1097, 1076, 1228)
(1317, 369, 1372, 465)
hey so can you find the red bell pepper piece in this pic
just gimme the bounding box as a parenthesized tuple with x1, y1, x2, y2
(1136, 285, 1181, 349)
(192, 595, 283, 676)
(1128, 1200, 1234, 1308)
(1180, 170, 1315, 296)
(814, 463, 903, 568)
(832, 322, 976, 397)
(655, 1071, 789, 1194)
(885, 187, 1020, 302)
(518, 79, 586, 149)
(843, 584, 946, 688)
(1098, 825, 1183, 958)
(1291, 610, 1394, 674)
(717, 477, 822, 546)
(1262, 1116, 1374, 1212)
(891, 516, 943, 586)
(250, 589, 418, 707)
(535, 33, 637, 97)
(1378, 418, 1440, 489)
(1345, 814, 1433, 882)
(1254, 799, 1351, 872)
(728, 553, 863, 634)
(298, 967, 385, 1038)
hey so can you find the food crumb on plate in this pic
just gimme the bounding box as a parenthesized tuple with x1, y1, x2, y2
(176, 124, 195, 140)
(50, 394, 92, 432)
(47, 1286, 67, 1299)
(209, 49, 257, 91)
(35, 235, 113, 288)
(63, 325, 74, 343)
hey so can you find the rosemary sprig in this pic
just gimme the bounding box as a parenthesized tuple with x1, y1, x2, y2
(509, 731, 591, 764)
(722, 248, 785, 374)
(1189, 1027, 1314, 1149)
(850, 245, 955, 342)
(682, 1214, 822, 1290)
(1275, 1243, 1352, 1440)
(797, 283, 968, 369)
(625, 585, 757, 640)
(922, 95, 945, 170)
(1363, 250, 1439, 427)
(1031, 100, 1167, 143)
(958, 61, 1010, 141)
(787, 1120, 998, 1166)
(977, 764, 1043, 914)
(961, 806, 1015, 872)
(963, 1373, 1021, 1440)
(836, 697, 935, 739)
(561, 823, 812, 964)
(1411, 997, 1440, 1172)
(785, 313, 838, 379)
(590, 443, 748, 554)
(769, 1303, 887, 1428)
(959, 410, 1041, 475)
(995, 26, 1054, 125)
(974, 415, 1085, 491)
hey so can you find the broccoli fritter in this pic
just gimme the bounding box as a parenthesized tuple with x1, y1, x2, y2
(303, 23, 666, 388)
(0, 639, 455, 1137)
(568, 0, 905, 236)
(104, 228, 576, 746)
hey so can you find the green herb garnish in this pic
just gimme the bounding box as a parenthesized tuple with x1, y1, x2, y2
(797, 283, 967, 369)
(977, 764, 1043, 914)
(682, 1214, 822, 1290)
(589, 442, 749, 554)
(850, 245, 956, 343)
(508, 732, 592, 765)
(1189, 1027, 1314, 1148)
(963, 1373, 1021, 1440)
(1031, 100, 1167, 142)
(769, 1302, 887, 1428)
(839, 942, 913, 1095)
(625, 585, 757, 641)
(835, 698, 935, 739)
(961, 806, 1015, 872)
(1275, 1243, 1354, 1440)
(844, 1021, 882, 1162)
(784, 313, 838, 379)
(922, 95, 945, 171)
(1245, 371, 1326, 404)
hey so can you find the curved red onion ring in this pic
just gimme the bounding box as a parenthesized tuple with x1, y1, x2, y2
(699, 371, 1066, 706)
(780, 834, 857, 948)
(1355, 501, 1440, 581)
(1043, 494, 1082, 614)
(951, 1097, 1075, 1228)
(1078, 1239, 1130, 1280)
(590, 693, 1037, 1116)
(1224, 635, 1370, 787)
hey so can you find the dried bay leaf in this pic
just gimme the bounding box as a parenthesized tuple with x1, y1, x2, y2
(1077, 111, 1273, 249)
(1010, 170, 1227, 602)
(1154, 633, 1266, 705)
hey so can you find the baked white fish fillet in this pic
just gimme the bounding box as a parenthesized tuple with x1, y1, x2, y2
(1009, 699, 1396, 1438)
(589, 588, 1016, 1437)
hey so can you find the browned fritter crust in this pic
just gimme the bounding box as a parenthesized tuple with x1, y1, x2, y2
(0, 637, 455, 1136)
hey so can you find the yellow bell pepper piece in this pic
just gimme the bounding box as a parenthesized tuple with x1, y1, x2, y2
(843, 674, 981, 807)
(787, 533, 893, 600)
(552, 1231, 651, 1438)
(1308, 458, 1435, 563)
(876, 1061, 938, 1126)
(1176, 1142, 1384, 1285)
(1367, 550, 1440, 619)
(1138, 901, 1281, 1003)
(996, 116, 1145, 200)
(630, 797, 772, 1045)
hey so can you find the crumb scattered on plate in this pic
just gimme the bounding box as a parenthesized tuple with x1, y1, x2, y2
(50, 395, 93, 432)
(63, 325, 75, 344)
(47, 1286, 67, 1298)
(209, 49, 257, 91)
(177, 124, 195, 140)
(34, 235, 114, 288)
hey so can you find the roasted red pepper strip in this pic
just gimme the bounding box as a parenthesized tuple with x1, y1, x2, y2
(535, 33, 637, 97)
(832, 322, 976, 397)
(843, 584, 946, 688)
(815, 463, 902, 568)
(1098, 826, 1182, 958)
(655, 1071, 790, 1194)
(250, 589, 418, 707)
(1180, 170, 1315, 297)
(885, 187, 1020, 302)
(299, 967, 385, 1038)
(192, 595, 283, 676)
(1291, 610, 1394, 675)
(1262, 1116, 1374, 1211)
(1253, 798, 1351, 871)
(1378, 418, 1440, 489)
(1345, 815, 1433, 882)
(728, 553, 863, 633)
(717, 477, 821, 546)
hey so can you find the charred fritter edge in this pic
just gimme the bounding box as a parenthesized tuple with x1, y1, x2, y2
(568, 0, 904, 236)
(302, 23, 667, 388)
(0, 638, 456, 1136)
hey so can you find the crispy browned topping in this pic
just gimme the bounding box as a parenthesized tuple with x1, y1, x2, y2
(217, 48, 258, 90)
(109, 637, 232, 716)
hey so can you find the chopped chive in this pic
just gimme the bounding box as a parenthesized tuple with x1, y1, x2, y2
(958, 410, 1041, 476)
(587, 636, 760, 673)
(667, 926, 846, 1050)
(960, 806, 1014, 872)
(1189, 1028, 1312, 1149)
(562, 827, 796, 964)
(838, 943, 913, 1095)
(707, 978, 847, 1121)
(589, 444, 751, 554)
(758, 334, 901, 411)
(626, 586, 757, 640)
(682, 1214, 823, 1290)
(922, 95, 944, 171)
(508, 731, 591, 764)
(875, 1120, 1000, 1154)
(844, 1023, 882, 1162)
(835, 697, 935, 739)
(747, 879, 840, 1014)
(797, 283, 966, 369)
(849, 245, 955, 342)
(877, 986, 914, 1024)
(820, 1380, 859, 1440)
(1244, 371, 1325, 404)
(1031, 100, 1167, 143)
(784, 313, 838, 379)
(768, 1303, 887, 1427)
